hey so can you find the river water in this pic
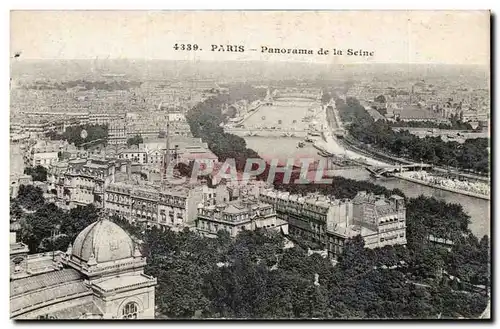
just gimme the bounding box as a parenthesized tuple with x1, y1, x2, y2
(245, 136, 491, 238)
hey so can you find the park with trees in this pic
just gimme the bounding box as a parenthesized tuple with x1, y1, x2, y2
(46, 123, 109, 148)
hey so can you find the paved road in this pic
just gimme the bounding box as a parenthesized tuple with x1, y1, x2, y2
(318, 132, 388, 167)
(321, 102, 387, 167)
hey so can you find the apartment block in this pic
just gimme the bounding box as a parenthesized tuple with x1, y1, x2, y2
(196, 196, 288, 238)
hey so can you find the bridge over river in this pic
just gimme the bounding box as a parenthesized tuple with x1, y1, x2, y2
(366, 163, 433, 178)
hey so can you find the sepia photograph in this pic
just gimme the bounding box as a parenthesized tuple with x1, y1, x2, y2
(9, 10, 491, 320)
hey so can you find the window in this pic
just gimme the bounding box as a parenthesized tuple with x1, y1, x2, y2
(122, 302, 139, 319)
(13, 256, 23, 273)
(37, 315, 56, 320)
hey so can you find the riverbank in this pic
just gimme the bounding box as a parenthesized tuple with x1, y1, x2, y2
(393, 173, 490, 201)
(319, 131, 389, 167)
(340, 128, 490, 183)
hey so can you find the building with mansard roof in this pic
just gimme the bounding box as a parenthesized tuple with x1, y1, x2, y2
(10, 218, 157, 320)
(196, 196, 288, 238)
(259, 189, 407, 258)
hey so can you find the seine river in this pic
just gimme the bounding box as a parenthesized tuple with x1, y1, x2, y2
(245, 136, 490, 238)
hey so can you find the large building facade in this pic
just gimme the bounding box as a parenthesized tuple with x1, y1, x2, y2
(259, 189, 407, 258)
(25, 140, 65, 168)
(196, 196, 288, 238)
(104, 181, 230, 231)
(51, 158, 119, 209)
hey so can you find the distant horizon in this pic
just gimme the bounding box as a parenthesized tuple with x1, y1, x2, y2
(10, 58, 490, 67)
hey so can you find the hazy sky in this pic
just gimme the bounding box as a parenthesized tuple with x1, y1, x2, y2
(11, 11, 490, 65)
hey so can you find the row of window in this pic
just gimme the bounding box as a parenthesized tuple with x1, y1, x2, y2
(74, 177, 97, 184)
(328, 243, 343, 255)
(277, 204, 328, 217)
(74, 189, 93, 194)
(132, 200, 158, 208)
(105, 193, 188, 209)
(105, 207, 186, 221)
(34, 158, 57, 166)
(159, 196, 187, 205)
(379, 226, 406, 233)
(198, 220, 234, 233)
(379, 217, 404, 224)
(106, 193, 131, 203)
(263, 196, 334, 214)
(380, 233, 405, 242)
(160, 211, 184, 218)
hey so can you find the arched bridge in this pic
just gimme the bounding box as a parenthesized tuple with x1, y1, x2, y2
(274, 94, 320, 100)
(366, 163, 433, 177)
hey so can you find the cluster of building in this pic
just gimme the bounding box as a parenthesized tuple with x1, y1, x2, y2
(120, 110, 192, 141)
(47, 158, 121, 208)
(14, 140, 408, 260)
(11, 108, 192, 145)
(10, 77, 228, 143)
(102, 177, 406, 258)
(196, 198, 288, 238)
(9, 78, 253, 320)
(11, 112, 126, 140)
(111, 136, 218, 170)
(10, 78, 205, 120)
(9, 142, 410, 319)
(347, 78, 489, 127)
(258, 188, 406, 257)
(391, 127, 489, 142)
(104, 180, 230, 231)
(21, 134, 217, 173)
(10, 172, 406, 319)
(23, 140, 64, 167)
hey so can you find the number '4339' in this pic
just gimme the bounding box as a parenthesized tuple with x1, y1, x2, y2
(173, 44, 200, 51)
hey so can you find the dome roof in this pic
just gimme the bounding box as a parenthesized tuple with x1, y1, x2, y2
(72, 219, 135, 264)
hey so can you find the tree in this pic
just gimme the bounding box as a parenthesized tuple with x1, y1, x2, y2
(10, 199, 23, 220)
(375, 95, 386, 103)
(111, 215, 143, 239)
(24, 165, 48, 182)
(306, 285, 332, 318)
(47, 124, 108, 148)
(16, 185, 45, 211)
(60, 205, 100, 240)
(321, 89, 332, 104)
(127, 134, 144, 147)
(40, 234, 72, 253)
(19, 202, 68, 253)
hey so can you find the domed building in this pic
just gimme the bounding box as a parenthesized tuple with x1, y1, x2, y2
(10, 218, 157, 320)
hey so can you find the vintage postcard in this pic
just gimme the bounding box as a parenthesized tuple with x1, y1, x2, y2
(9, 10, 490, 320)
